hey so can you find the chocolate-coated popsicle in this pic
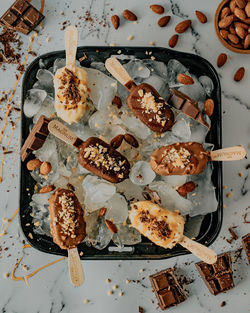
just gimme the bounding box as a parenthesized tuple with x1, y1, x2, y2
(105, 57, 174, 133)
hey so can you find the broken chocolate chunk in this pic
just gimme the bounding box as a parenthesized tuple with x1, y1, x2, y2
(242, 233, 250, 264)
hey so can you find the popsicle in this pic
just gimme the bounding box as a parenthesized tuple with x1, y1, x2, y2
(150, 142, 246, 176)
(105, 57, 174, 133)
(49, 188, 85, 286)
(129, 200, 217, 264)
(54, 26, 88, 124)
(48, 119, 130, 183)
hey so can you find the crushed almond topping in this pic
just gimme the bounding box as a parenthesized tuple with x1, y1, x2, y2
(162, 147, 191, 168)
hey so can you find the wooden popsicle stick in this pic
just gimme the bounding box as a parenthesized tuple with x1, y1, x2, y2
(179, 236, 217, 264)
(105, 57, 134, 88)
(68, 247, 85, 287)
(210, 146, 246, 161)
(48, 119, 83, 147)
(65, 25, 78, 71)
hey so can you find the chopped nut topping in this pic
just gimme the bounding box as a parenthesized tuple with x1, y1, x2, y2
(162, 147, 191, 168)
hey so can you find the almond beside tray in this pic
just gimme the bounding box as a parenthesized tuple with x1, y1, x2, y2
(20, 46, 223, 260)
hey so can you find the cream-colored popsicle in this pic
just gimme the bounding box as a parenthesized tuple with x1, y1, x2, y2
(54, 26, 88, 124)
(129, 201, 217, 264)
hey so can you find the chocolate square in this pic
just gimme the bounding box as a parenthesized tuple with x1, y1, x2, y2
(168, 94, 185, 110)
(212, 255, 228, 273)
(23, 7, 41, 26)
(182, 101, 199, 118)
(217, 273, 234, 291)
(152, 273, 170, 291)
(242, 233, 250, 264)
(1, 11, 18, 26)
(12, 0, 30, 15)
(196, 263, 213, 277)
(158, 289, 177, 309)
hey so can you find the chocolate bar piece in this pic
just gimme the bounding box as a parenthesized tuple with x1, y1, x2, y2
(78, 137, 130, 183)
(168, 88, 209, 128)
(149, 268, 187, 310)
(242, 233, 250, 264)
(20, 115, 50, 162)
(195, 252, 234, 295)
(0, 0, 44, 35)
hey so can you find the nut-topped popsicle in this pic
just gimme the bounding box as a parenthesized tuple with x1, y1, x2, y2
(150, 142, 247, 176)
(105, 57, 174, 133)
(54, 26, 88, 124)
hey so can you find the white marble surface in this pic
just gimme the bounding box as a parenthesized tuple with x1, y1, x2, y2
(0, 0, 250, 312)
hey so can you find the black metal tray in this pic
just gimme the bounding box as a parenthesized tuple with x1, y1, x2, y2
(20, 46, 222, 260)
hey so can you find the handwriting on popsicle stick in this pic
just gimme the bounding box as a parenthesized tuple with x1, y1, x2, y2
(210, 146, 246, 161)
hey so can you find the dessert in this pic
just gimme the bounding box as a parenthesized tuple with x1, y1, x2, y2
(195, 252, 234, 295)
(20, 115, 50, 162)
(168, 88, 209, 128)
(0, 0, 44, 35)
(150, 142, 209, 176)
(54, 26, 88, 124)
(48, 188, 86, 250)
(242, 233, 250, 264)
(105, 57, 174, 133)
(48, 119, 130, 183)
(149, 268, 187, 310)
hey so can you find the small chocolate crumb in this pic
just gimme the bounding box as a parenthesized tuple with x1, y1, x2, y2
(220, 301, 226, 307)
(226, 227, 238, 244)
(138, 306, 144, 313)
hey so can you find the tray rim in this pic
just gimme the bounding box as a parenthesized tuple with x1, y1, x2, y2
(19, 46, 223, 260)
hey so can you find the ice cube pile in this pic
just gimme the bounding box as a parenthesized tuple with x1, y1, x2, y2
(25, 55, 218, 250)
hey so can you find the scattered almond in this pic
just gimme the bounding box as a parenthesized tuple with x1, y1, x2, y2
(99, 207, 107, 217)
(204, 99, 214, 117)
(158, 16, 170, 27)
(39, 185, 55, 193)
(111, 15, 120, 30)
(123, 10, 137, 21)
(195, 11, 207, 24)
(26, 159, 42, 171)
(168, 34, 179, 48)
(105, 219, 118, 233)
(217, 53, 228, 67)
(177, 73, 194, 85)
(234, 67, 245, 81)
(124, 133, 139, 148)
(218, 15, 234, 28)
(228, 33, 240, 44)
(150, 4, 164, 14)
(177, 182, 196, 197)
(175, 20, 192, 33)
(110, 134, 124, 149)
(234, 7, 247, 20)
(40, 161, 52, 175)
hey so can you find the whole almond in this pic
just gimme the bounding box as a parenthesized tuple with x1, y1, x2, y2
(158, 16, 171, 27)
(234, 21, 249, 29)
(204, 99, 215, 116)
(217, 53, 228, 67)
(221, 7, 231, 19)
(195, 10, 207, 24)
(111, 15, 120, 29)
(218, 15, 234, 28)
(244, 33, 250, 48)
(230, 0, 237, 13)
(26, 158, 42, 171)
(228, 33, 240, 44)
(234, 67, 245, 81)
(246, 2, 250, 17)
(40, 161, 52, 175)
(168, 34, 179, 48)
(235, 7, 247, 19)
(110, 134, 124, 149)
(105, 219, 118, 233)
(39, 185, 55, 194)
(229, 25, 236, 34)
(231, 42, 244, 48)
(220, 29, 229, 40)
(99, 207, 107, 217)
(150, 4, 164, 14)
(175, 20, 192, 33)
(236, 0, 246, 8)
(235, 25, 247, 38)
(177, 181, 196, 197)
(124, 133, 139, 148)
(177, 73, 194, 85)
(123, 9, 137, 21)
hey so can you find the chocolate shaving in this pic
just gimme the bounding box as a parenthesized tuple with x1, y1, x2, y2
(243, 212, 250, 223)
(226, 227, 238, 244)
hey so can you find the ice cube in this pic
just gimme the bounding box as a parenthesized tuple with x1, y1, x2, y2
(116, 179, 144, 202)
(167, 59, 188, 87)
(34, 69, 54, 95)
(190, 118, 210, 143)
(105, 193, 128, 224)
(171, 114, 191, 141)
(32, 192, 53, 205)
(112, 223, 142, 246)
(84, 67, 117, 112)
(88, 110, 111, 132)
(24, 89, 47, 118)
(143, 59, 169, 80)
(162, 175, 187, 187)
(129, 161, 156, 186)
(144, 75, 169, 99)
(123, 59, 150, 79)
(121, 115, 152, 140)
(82, 175, 116, 212)
(94, 218, 113, 250)
(199, 76, 214, 97)
(178, 78, 206, 103)
(33, 95, 55, 124)
(184, 215, 204, 239)
(30, 201, 51, 237)
(53, 58, 66, 73)
(90, 61, 106, 72)
(149, 181, 193, 215)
